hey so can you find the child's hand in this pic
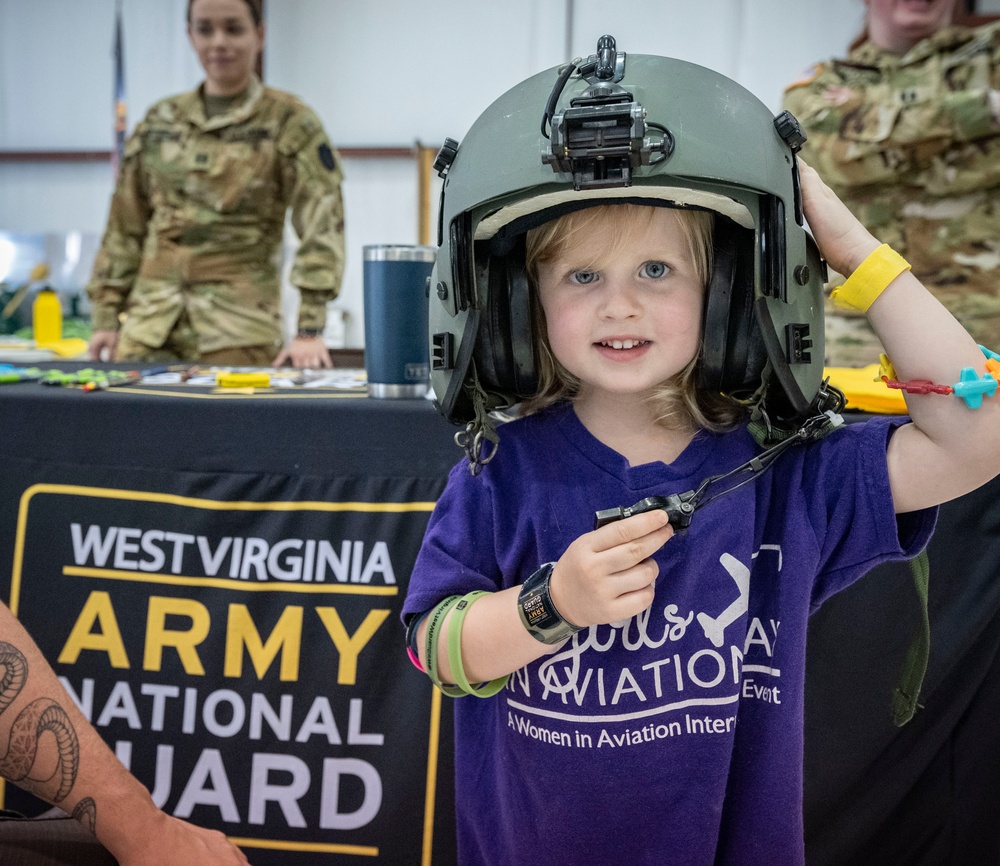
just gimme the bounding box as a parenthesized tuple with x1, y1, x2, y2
(798, 158, 880, 277)
(548, 509, 673, 628)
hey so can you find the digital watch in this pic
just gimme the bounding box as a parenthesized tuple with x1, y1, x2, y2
(517, 562, 582, 644)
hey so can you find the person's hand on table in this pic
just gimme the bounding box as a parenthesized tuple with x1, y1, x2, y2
(88, 329, 119, 361)
(106, 810, 250, 866)
(273, 335, 332, 369)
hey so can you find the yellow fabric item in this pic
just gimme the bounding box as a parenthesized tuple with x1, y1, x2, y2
(34, 337, 89, 358)
(829, 244, 911, 313)
(825, 364, 908, 414)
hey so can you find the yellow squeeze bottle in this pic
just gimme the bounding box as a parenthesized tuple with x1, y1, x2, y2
(32, 287, 62, 345)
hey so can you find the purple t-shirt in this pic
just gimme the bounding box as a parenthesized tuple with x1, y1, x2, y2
(404, 403, 935, 866)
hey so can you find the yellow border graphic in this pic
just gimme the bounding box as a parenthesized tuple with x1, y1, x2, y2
(7, 483, 444, 863)
(61, 566, 401, 595)
(11, 484, 437, 613)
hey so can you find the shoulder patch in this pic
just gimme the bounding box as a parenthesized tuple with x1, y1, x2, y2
(784, 63, 824, 92)
(300, 113, 321, 136)
(318, 142, 336, 171)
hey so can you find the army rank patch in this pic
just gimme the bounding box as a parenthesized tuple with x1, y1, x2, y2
(318, 142, 336, 171)
(221, 128, 272, 144)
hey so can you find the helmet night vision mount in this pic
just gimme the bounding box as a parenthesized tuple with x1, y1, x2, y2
(428, 35, 841, 468)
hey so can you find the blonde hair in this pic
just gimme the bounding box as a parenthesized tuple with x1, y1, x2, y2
(520, 203, 746, 431)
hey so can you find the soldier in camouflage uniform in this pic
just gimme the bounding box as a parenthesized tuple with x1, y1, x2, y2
(88, 0, 344, 368)
(783, 1, 1000, 367)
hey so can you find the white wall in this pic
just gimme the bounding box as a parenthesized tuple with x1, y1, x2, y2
(0, 0, 864, 347)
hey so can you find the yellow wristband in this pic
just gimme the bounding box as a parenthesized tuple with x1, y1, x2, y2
(829, 244, 911, 313)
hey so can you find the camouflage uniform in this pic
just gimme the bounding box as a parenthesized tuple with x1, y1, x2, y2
(783, 23, 1000, 367)
(87, 75, 345, 360)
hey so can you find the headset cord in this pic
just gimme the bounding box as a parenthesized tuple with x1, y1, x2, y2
(688, 411, 839, 513)
(594, 411, 842, 530)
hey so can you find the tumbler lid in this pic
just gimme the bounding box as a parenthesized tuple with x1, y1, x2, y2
(363, 245, 437, 263)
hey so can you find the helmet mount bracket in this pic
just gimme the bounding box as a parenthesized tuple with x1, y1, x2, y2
(542, 35, 673, 191)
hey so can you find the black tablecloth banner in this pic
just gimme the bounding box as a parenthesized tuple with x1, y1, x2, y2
(1, 457, 454, 866)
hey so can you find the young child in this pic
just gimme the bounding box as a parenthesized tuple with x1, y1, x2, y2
(404, 39, 1000, 866)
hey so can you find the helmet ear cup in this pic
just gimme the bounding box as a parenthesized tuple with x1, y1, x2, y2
(700, 217, 766, 395)
(473, 236, 538, 400)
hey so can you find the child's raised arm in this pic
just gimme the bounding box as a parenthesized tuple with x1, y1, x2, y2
(798, 159, 1000, 512)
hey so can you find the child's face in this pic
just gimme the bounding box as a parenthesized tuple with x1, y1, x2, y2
(535, 207, 705, 407)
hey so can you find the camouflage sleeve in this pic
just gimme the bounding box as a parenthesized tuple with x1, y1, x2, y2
(783, 39, 1000, 190)
(781, 63, 898, 191)
(278, 107, 346, 333)
(85, 129, 151, 331)
(943, 88, 997, 140)
(939, 29, 1000, 141)
(947, 23, 1000, 140)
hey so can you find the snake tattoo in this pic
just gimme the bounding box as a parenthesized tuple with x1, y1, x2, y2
(0, 641, 81, 805)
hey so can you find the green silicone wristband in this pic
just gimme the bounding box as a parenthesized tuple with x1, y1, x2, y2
(424, 596, 464, 697)
(446, 592, 509, 698)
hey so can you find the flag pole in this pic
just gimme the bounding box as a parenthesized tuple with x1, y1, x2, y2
(112, 0, 127, 178)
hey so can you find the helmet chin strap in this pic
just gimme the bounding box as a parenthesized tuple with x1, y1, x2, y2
(454, 361, 502, 475)
(747, 368, 847, 449)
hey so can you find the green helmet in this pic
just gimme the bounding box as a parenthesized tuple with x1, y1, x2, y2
(429, 36, 836, 461)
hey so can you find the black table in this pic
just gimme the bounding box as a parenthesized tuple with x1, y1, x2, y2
(0, 370, 461, 865)
(0, 370, 997, 865)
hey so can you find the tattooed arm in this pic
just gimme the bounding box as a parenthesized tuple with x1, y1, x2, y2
(0, 602, 249, 865)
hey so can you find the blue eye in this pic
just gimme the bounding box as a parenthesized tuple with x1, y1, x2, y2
(642, 261, 669, 279)
(572, 270, 598, 285)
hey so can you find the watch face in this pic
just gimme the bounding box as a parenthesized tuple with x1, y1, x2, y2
(522, 592, 549, 627)
(518, 563, 580, 644)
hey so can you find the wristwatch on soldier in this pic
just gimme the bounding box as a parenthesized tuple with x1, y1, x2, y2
(517, 562, 582, 644)
(296, 327, 323, 339)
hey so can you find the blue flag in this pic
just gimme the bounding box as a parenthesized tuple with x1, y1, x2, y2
(112, 0, 126, 177)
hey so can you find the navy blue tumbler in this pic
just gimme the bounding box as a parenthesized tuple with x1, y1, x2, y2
(362, 245, 435, 398)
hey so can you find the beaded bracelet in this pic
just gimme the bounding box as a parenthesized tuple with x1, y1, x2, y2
(830, 243, 911, 313)
(877, 345, 1000, 409)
